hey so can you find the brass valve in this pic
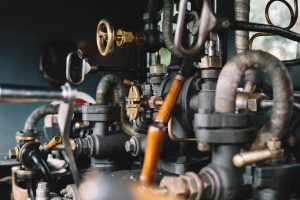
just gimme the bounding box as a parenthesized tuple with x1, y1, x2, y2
(96, 19, 145, 56)
(233, 137, 283, 167)
(126, 85, 141, 121)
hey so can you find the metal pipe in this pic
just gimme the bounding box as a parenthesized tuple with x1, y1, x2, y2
(24, 104, 82, 131)
(140, 74, 184, 185)
(162, 0, 184, 58)
(167, 117, 196, 142)
(96, 74, 139, 136)
(0, 83, 75, 103)
(234, 0, 250, 53)
(229, 21, 300, 43)
(215, 50, 293, 150)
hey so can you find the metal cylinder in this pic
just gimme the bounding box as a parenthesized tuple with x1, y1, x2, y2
(235, 0, 250, 53)
(233, 150, 272, 167)
(0, 83, 75, 103)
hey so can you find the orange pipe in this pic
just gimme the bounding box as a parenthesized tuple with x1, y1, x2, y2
(140, 74, 184, 185)
(155, 75, 184, 124)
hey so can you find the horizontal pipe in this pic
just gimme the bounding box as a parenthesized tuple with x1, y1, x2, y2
(229, 21, 300, 43)
(0, 84, 76, 103)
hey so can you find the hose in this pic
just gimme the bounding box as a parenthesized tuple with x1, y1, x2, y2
(30, 151, 58, 193)
(215, 50, 294, 150)
(162, 0, 184, 58)
(24, 104, 82, 131)
(24, 104, 59, 131)
(230, 21, 300, 43)
(96, 74, 139, 136)
(234, 0, 250, 53)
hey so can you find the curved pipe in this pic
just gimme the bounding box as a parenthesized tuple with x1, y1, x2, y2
(24, 104, 59, 131)
(167, 117, 196, 142)
(30, 151, 58, 193)
(24, 104, 82, 131)
(96, 74, 139, 136)
(215, 50, 294, 150)
(230, 21, 300, 43)
(162, 0, 184, 58)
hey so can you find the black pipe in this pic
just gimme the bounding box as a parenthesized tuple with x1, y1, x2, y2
(26, 179, 36, 200)
(30, 151, 58, 193)
(229, 21, 300, 43)
(283, 58, 300, 67)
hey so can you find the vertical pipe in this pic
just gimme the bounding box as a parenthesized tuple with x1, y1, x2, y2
(234, 0, 250, 53)
(140, 75, 184, 184)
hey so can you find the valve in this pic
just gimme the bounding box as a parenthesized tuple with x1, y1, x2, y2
(96, 19, 145, 56)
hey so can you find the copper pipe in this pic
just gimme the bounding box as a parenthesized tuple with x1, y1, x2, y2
(140, 74, 184, 185)
(47, 136, 63, 150)
(167, 117, 196, 142)
(155, 75, 184, 124)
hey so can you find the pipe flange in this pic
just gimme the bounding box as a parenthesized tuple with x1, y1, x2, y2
(196, 127, 255, 144)
(194, 113, 250, 128)
(16, 130, 40, 142)
(82, 104, 120, 122)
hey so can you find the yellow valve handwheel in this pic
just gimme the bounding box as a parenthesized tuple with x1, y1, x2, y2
(96, 19, 115, 56)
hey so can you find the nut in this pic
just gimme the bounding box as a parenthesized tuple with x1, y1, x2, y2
(159, 172, 203, 200)
(181, 172, 203, 200)
(247, 93, 268, 112)
(159, 176, 188, 197)
(200, 56, 222, 68)
(148, 96, 163, 110)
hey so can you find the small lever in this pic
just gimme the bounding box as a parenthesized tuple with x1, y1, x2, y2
(66, 50, 141, 85)
(66, 51, 97, 85)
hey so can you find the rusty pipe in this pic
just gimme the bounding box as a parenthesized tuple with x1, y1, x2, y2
(234, 0, 250, 53)
(215, 50, 293, 150)
(140, 74, 184, 185)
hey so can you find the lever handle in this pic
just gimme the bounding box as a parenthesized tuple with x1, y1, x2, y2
(66, 51, 92, 85)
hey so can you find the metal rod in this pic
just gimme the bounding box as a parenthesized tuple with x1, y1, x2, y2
(0, 83, 75, 103)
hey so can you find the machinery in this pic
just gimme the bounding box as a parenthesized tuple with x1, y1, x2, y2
(1, 0, 300, 199)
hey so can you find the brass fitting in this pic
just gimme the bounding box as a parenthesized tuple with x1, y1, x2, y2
(116, 30, 145, 47)
(126, 85, 141, 121)
(40, 136, 63, 151)
(74, 122, 86, 130)
(159, 172, 203, 200)
(233, 137, 283, 167)
(200, 56, 222, 69)
(96, 19, 145, 56)
(148, 96, 163, 110)
(8, 146, 20, 160)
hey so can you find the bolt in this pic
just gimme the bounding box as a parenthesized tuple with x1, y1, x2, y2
(125, 140, 135, 152)
(197, 143, 211, 152)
